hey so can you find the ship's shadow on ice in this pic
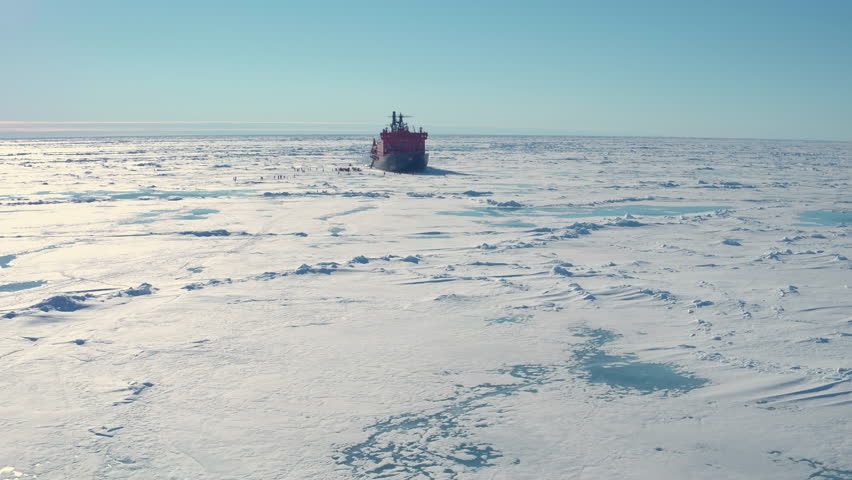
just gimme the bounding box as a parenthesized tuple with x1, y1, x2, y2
(420, 166, 468, 176)
(365, 165, 465, 176)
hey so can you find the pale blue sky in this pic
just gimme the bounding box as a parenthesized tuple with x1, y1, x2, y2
(1, 0, 850, 140)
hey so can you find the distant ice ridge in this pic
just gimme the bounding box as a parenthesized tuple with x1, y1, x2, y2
(486, 199, 524, 208)
(3, 283, 158, 318)
(32, 295, 90, 312)
(122, 283, 155, 296)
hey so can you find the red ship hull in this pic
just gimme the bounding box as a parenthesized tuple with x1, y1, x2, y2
(371, 152, 429, 173)
(370, 112, 428, 173)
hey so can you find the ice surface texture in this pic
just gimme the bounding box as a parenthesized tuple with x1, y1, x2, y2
(0, 135, 850, 479)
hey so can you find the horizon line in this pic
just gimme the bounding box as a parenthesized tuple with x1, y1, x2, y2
(0, 120, 506, 129)
(0, 121, 849, 144)
(1, 131, 849, 144)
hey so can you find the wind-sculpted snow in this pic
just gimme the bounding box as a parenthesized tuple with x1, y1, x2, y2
(0, 135, 850, 479)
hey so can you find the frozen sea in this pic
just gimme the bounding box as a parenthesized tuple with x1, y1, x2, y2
(1, 135, 850, 479)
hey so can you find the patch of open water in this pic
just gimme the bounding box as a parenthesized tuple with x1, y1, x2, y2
(798, 210, 852, 226)
(489, 220, 537, 228)
(0, 255, 15, 268)
(572, 328, 708, 394)
(124, 208, 219, 224)
(0, 280, 47, 293)
(175, 208, 220, 220)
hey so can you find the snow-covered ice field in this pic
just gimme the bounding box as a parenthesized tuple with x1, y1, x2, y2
(1, 135, 850, 479)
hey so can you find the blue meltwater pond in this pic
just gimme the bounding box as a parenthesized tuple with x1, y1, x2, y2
(0, 281, 47, 293)
(572, 329, 708, 394)
(799, 210, 852, 226)
(0, 255, 16, 268)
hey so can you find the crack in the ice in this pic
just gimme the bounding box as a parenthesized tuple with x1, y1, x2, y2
(338, 329, 707, 478)
(769, 451, 852, 480)
(336, 365, 552, 479)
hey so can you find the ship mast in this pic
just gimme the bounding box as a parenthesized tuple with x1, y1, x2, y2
(390, 111, 410, 132)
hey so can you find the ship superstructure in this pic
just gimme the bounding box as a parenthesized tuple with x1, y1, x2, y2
(370, 111, 429, 173)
